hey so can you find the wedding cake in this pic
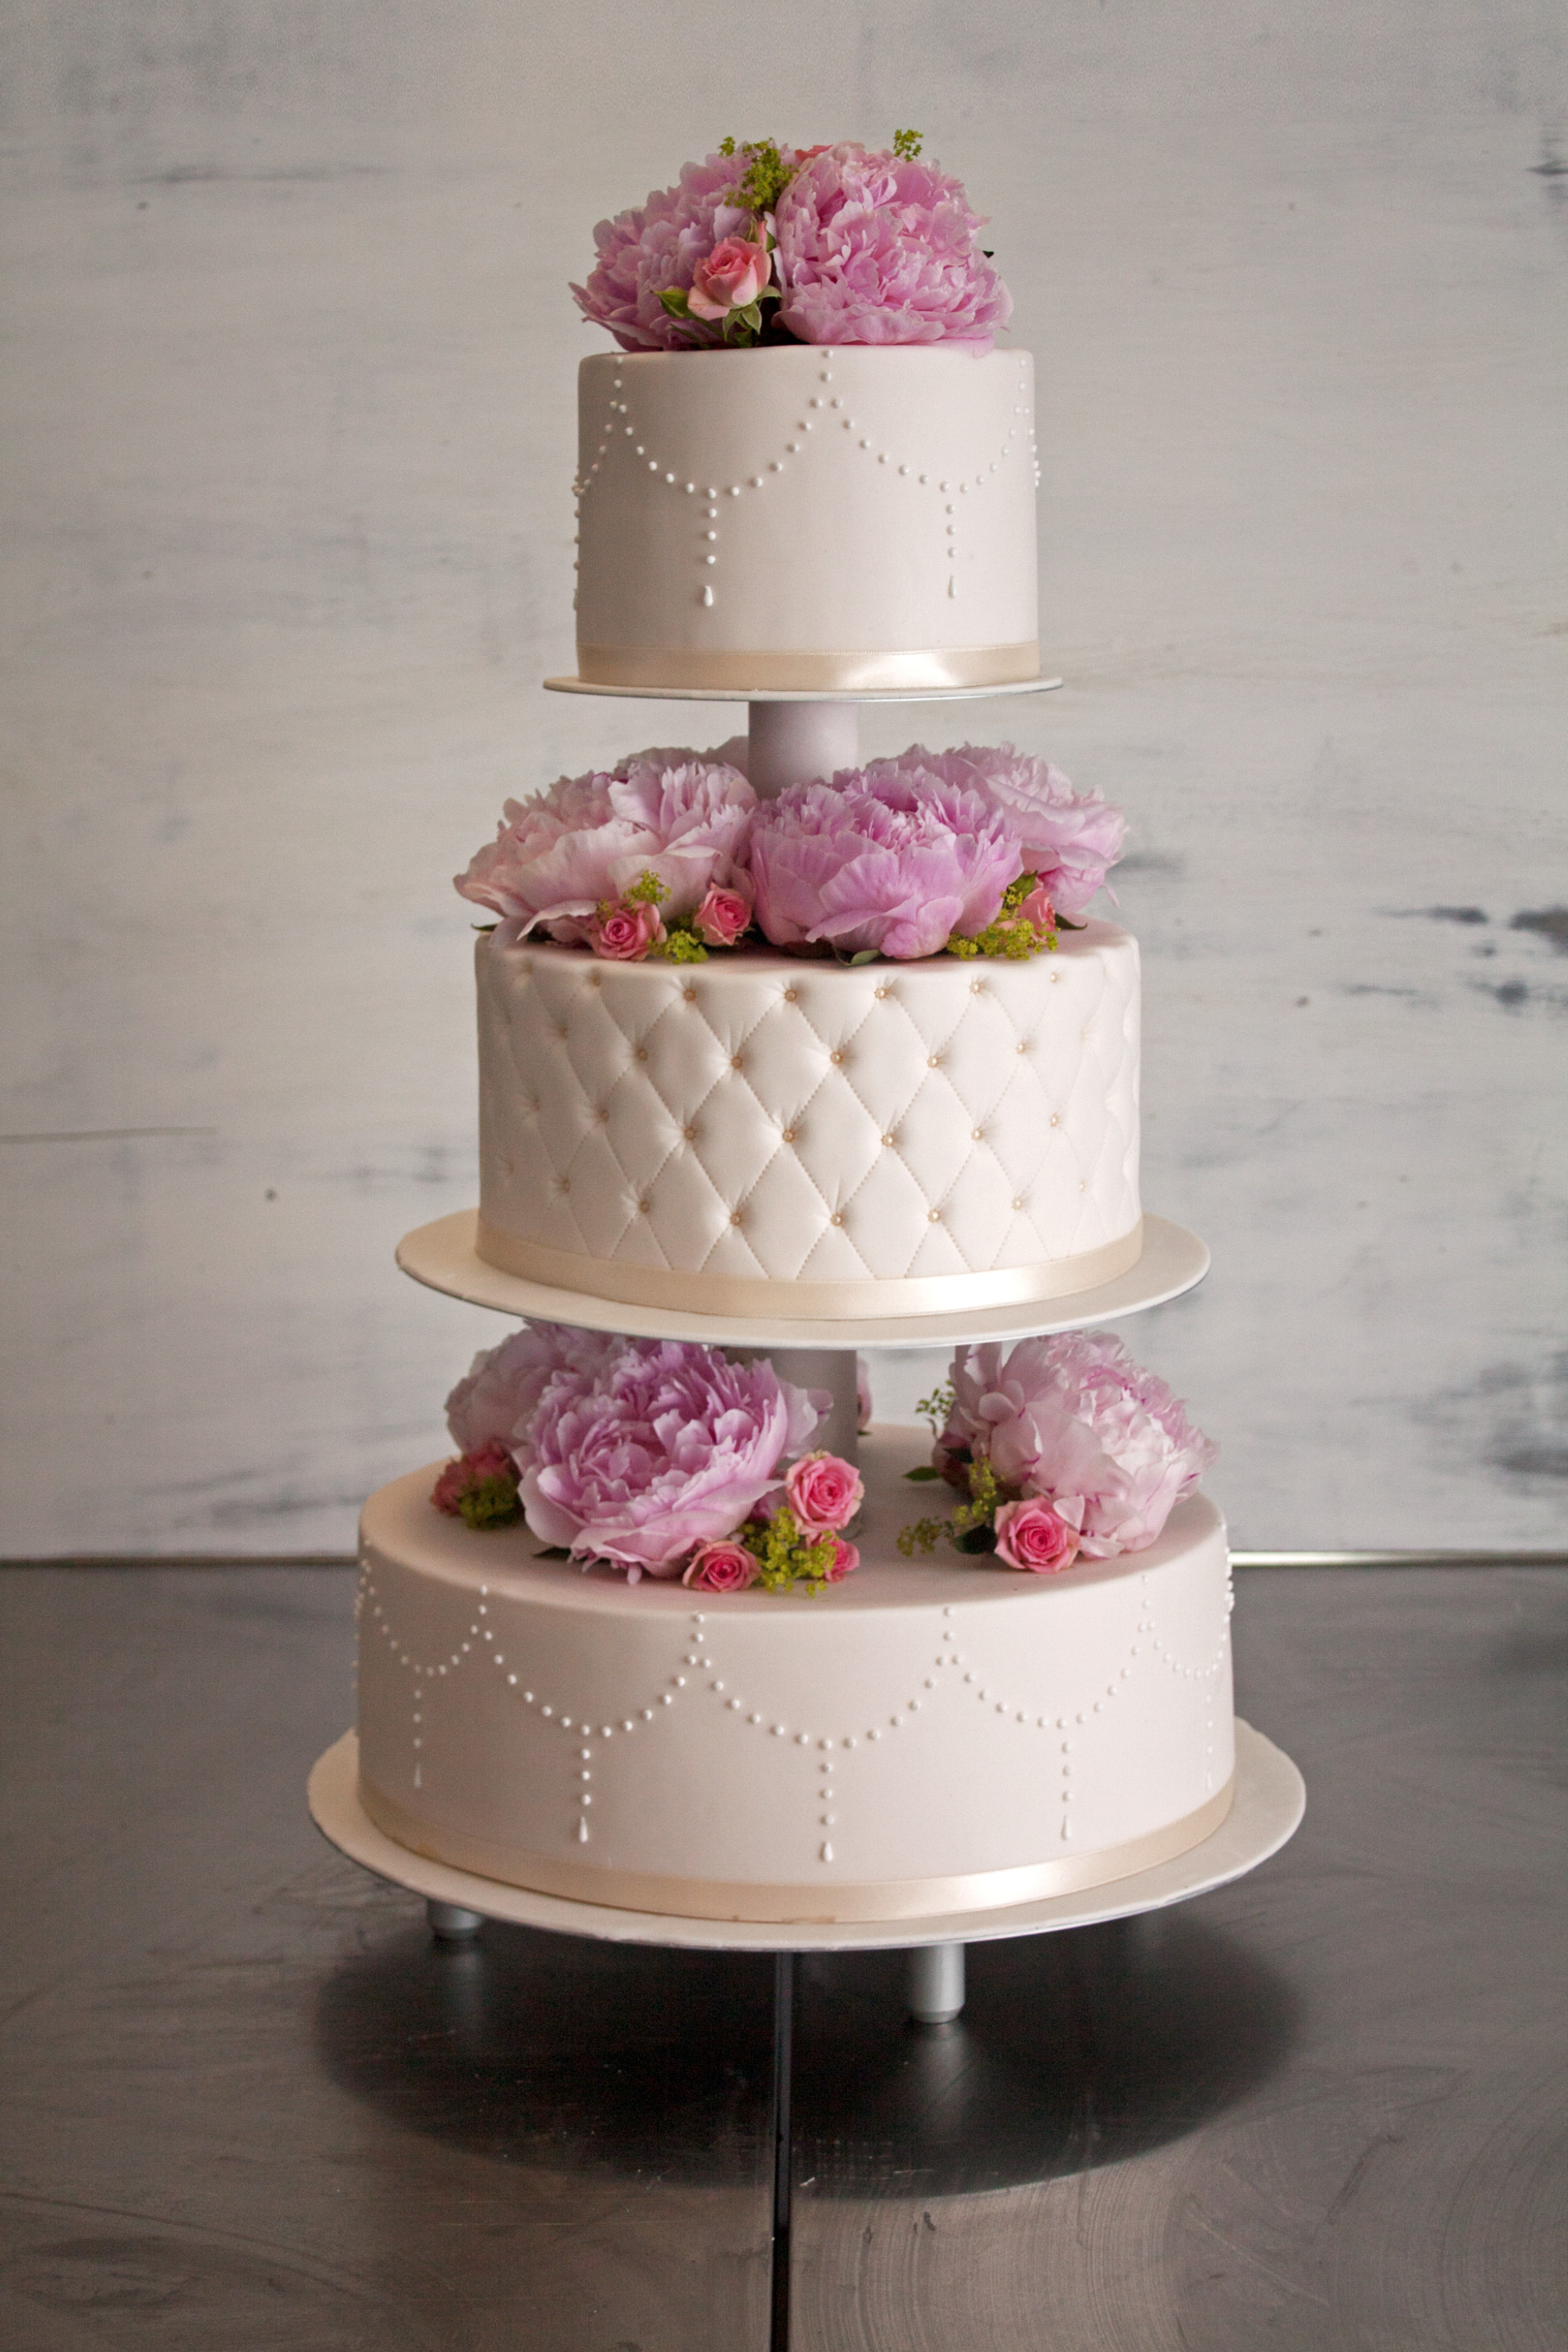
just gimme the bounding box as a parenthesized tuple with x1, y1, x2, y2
(353, 136, 1232, 1926)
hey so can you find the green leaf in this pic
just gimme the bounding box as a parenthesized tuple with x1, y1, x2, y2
(955, 1523, 998, 1555)
(848, 949, 880, 966)
(904, 1464, 942, 1482)
(659, 286, 692, 319)
(532, 1545, 572, 1561)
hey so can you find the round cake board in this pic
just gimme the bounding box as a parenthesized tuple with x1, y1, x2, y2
(542, 676, 1064, 705)
(394, 1209, 1209, 1352)
(307, 1718, 1301, 1956)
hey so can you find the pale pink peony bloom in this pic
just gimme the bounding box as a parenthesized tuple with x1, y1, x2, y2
(571, 154, 799, 351)
(445, 1323, 616, 1457)
(749, 766, 1021, 959)
(948, 1333, 1217, 1558)
(431, 1439, 516, 1518)
(993, 1495, 1082, 1574)
(694, 878, 754, 946)
(785, 1451, 864, 1533)
(823, 1535, 860, 1582)
(455, 753, 755, 944)
(688, 233, 774, 321)
(588, 900, 663, 961)
(879, 745, 1125, 919)
(774, 145, 1012, 350)
(682, 1540, 761, 1592)
(515, 1338, 826, 1574)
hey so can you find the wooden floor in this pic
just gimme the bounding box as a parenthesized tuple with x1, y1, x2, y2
(2, 1559, 1563, 2350)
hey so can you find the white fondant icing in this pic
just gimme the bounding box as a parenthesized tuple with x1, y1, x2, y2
(475, 928, 1141, 1316)
(356, 1430, 1232, 1911)
(574, 348, 1037, 685)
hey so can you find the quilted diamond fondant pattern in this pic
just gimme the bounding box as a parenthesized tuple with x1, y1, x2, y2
(478, 929, 1140, 1290)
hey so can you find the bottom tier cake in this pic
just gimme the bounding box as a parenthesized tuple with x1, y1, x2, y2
(356, 1428, 1234, 1925)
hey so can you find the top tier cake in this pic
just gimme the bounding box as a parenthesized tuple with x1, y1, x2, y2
(574, 347, 1039, 692)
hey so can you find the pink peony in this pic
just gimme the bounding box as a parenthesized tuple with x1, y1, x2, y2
(571, 154, 799, 352)
(588, 900, 663, 961)
(682, 1540, 761, 1592)
(515, 1339, 827, 1574)
(688, 233, 773, 321)
(455, 753, 755, 945)
(993, 1495, 1082, 1575)
(694, 878, 753, 946)
(749, 766, 1021, 959)
(948, 1333, 1218, 1558)
(823, 1536, 860, 1582)
(445, 1323, 616, 1457)
(878, 745, 1125, 919)
(785, 1451, 864, 1533)
(773, 145, 1012, 351)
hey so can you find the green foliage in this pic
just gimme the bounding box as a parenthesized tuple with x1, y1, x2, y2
(904, 1463, 942, 1483)
(626, 869, 670, 907)
(946, 871, 1057, 962)
(659, 286, 694, 321)
(458, 1475, 523, 1532)
(741, 1503, 841, 1595)
(915, 1381, 955, 1440)
(723, 138, 797, 215)
(897, 1515, 946, 1558)
(893, 128, 924, 160)
(649, 925, 708, 964)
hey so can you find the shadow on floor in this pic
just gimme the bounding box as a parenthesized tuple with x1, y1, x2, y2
(314, 1903, 1299, 2196)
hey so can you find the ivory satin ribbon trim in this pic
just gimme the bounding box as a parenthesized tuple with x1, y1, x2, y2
(577, 642, 1041, 693)
(359, 1772, 1235, 1925)
(472, 1223, 1147, 1317)
(474, 1219, 1144, 1319)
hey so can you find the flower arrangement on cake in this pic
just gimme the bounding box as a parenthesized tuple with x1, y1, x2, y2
(901, 1333, 1218, 1570)
(431, 1324, 863, 1595)
(573, 131, 1012, 355)
(456, 741, 1124, 967)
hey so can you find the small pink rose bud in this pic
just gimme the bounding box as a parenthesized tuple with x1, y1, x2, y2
(588, 900, 665, 962)
(1017, 880, 1057, 938)
(681, 1539, 760, 1592)
(823, 1536, 859, 1582)
(785, 1450, 864, 1534)
(694, 880, 753, 947)
(993, 1496, 1082, 1575)
(688, 235, 773, 322)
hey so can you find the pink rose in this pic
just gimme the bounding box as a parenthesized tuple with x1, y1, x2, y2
(786, 1450, 864, 1533)
(688, 234, 773, 322)
(431, 1439, 515, 1517)
(694, 880, 753, 946)
(823, 1536, 859, 1582)
(589, 900, 664, 961)
(993, 1496, 1082, 1575)
(1016, 880, 1057, 938)
(682, 1540, 760, 1592)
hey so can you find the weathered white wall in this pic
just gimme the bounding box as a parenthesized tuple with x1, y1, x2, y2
(2, 2, 1563, 1554)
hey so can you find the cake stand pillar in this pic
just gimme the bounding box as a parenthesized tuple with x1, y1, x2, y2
(747, 700, 860, 798)
(427, 1899, 483, 1943)
(770, 1950, 795, 2352)
(766, 1349, 860, 1462)
(907, 1940, 967, 2024)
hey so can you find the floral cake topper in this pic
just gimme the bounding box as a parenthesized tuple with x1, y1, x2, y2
(431, 1325, 864, 1596)
(455, 742, 1124, 967)
(573, 133, 1012, 355)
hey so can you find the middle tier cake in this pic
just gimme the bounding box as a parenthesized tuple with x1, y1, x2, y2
(476, 922, 1142, 1318)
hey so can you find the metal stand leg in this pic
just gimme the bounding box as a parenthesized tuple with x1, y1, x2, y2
(908, 1941, 966, 2023)
(426, 1898, 484, 1944)
(770, 1951, 795, 2352)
